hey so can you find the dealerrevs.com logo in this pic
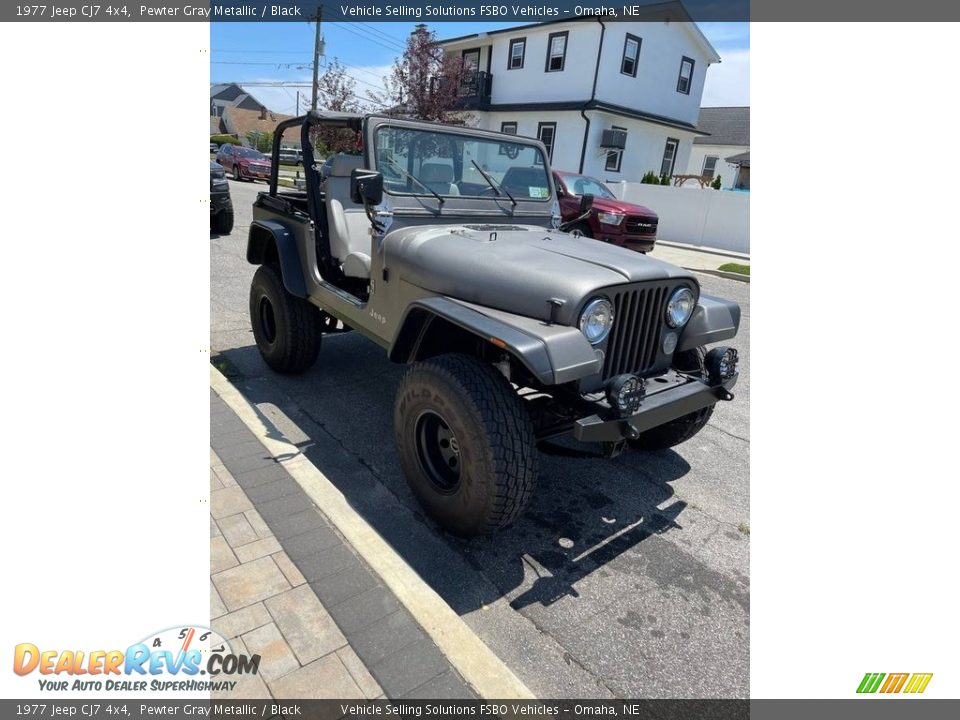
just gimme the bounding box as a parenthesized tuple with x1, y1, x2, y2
(857, 672, 933, 694)
(13, 626, 260, 693)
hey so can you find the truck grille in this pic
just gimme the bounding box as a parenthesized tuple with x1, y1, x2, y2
(625, 216, 658, 235)
(602, 284, 670, 380)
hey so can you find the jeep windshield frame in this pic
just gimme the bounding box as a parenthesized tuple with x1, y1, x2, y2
(366, 117, 555, 215)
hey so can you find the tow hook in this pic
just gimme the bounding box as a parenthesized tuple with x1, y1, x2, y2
(623, 422, 641, 441)
(717, 388, 735, 401)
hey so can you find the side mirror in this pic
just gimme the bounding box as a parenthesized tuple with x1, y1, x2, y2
(579, 193, 594, 215)
(350, 169, 383, 206)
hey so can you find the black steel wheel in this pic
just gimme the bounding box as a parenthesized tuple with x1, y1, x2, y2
(249, 264, 322, 374)
(395, 353, 538, 537)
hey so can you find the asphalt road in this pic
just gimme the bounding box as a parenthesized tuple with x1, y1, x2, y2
(210, 177, 750, 698)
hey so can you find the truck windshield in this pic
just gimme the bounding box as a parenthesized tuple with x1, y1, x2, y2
(374, 125, 551, 201)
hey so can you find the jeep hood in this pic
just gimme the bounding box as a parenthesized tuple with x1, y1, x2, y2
(383, 224, 694, 325)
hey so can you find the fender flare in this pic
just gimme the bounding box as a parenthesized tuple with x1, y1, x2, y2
(389, 297, 601, 386)
(246, 220, 308, 298)
(678, 294, 741, 352)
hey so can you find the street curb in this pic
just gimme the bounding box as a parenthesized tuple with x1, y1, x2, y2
(692, 268, 750, 283)
(656, 240, 750, 261)
(210, 365, 535, 700)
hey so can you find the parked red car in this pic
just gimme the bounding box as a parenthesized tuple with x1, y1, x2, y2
(215, 144, 272, 182)
(554, 171, 658, 253)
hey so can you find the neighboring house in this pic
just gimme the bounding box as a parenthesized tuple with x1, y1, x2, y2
(437, 2, 721, 183)
(215, 106, 300, 149)
(211, 83, 267, 118)
(687, 106, 750, 190)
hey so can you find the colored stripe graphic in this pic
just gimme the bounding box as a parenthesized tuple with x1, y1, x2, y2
(903, 673, 933, 694)
(857, 673, 885, 693)
(880, 673, 909, 693)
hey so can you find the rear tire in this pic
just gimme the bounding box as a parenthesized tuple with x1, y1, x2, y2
(394, 354, 538, 537)
(629, 347, 714, 451)
(211, 208, 234, 234)
(249, 264, 321, 374)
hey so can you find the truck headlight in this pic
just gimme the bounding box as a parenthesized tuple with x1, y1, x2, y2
(705, 347, 739, 382)
(597, 212, 624, 226)
(579, 298, 614, 344)
(665, 287, 695, 328)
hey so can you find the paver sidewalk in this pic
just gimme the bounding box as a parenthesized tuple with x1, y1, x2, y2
(210, 390, 475, 700)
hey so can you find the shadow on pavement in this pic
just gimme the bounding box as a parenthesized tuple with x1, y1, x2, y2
(213, 336, 696, 616)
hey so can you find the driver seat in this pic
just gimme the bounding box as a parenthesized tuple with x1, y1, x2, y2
(324, 154, 372, 279)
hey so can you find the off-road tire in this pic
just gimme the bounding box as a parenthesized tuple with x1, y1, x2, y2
(211, 208, 234, 234)
(629, 347, 714, 451)
(249, 264, 321, 374)
(394, 353, 539, 537)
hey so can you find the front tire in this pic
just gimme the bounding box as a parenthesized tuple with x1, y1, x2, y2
(570, 221, 593, 238)
(629, 347, 714, 451)
(395, 354, 538, 537)
(211, 208, 234, 234)
(249, 264, 321, 374)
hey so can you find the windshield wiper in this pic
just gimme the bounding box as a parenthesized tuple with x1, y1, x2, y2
(383, 158, 444, 205)
(471, 160, 517, 206)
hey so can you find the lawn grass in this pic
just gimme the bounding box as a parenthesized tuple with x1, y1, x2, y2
(718, 262, 750, 276)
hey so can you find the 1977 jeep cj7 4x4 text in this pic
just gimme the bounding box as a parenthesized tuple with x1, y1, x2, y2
(246, 112, 741, 537)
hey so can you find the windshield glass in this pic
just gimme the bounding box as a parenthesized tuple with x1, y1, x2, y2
(236, 147, 266, 159)
(561, 174, 616, 199)
(374, 125, 551, 201)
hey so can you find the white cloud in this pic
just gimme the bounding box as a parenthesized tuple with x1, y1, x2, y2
(702, 49, 750, 107)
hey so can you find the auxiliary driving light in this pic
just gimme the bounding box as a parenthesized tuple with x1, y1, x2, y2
(705, 347, 739, 383)
(606, 374, 646, 416)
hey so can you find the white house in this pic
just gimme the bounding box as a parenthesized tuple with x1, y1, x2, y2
(686, 106, 750, 190)
(437, 4, 721, 183)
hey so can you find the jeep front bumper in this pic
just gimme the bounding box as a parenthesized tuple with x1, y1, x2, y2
(573, 371, 738, 443)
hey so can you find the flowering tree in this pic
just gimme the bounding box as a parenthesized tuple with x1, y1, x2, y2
(313, 58, 362, 155)
(370, 24, 468, 123)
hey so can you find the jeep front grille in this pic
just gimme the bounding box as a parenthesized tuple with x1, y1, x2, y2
(602, 284, 670, 380)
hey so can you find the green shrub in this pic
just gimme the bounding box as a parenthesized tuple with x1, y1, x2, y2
(210, 134, 240, 146)
(641, 171, 659, 184)
(660, 174, 671, 185)
(711, 174, 722, 190)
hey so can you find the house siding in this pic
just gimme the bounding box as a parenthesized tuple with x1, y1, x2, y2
(444, 19, 715, 184)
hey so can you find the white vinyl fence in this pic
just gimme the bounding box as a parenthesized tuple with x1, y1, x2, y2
(608, 182, 750, 254)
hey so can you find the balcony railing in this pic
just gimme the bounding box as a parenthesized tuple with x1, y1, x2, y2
(432, 71, 493, 110)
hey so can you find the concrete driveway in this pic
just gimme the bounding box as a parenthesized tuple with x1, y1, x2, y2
(210, 178, 750, 698)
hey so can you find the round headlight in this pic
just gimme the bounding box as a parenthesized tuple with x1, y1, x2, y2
(579, 298, 614, 344)
(665, 287, 695, 328)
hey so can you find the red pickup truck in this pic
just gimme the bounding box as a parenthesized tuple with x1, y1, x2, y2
(554, 171, 659, 253)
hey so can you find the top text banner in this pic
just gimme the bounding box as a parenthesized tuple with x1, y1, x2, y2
(7, 1, 752, 22)
(7, 0, 960, 22)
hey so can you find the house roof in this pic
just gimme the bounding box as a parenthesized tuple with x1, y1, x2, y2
(694, 106, 750, 146)
(725, 151, 750, 167)
(438, 2, 721, 63)
(222, 107, 300, 146)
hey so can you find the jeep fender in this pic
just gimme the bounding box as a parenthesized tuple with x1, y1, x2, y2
(389, 297, 601, 386)
(246, 220, 307, 298)
(678, 294, 741, 352)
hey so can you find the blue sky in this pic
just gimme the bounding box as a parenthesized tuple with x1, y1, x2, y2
(211, 21, 749, 115)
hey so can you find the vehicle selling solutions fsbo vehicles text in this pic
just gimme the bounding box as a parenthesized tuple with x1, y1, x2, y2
(338, 4, 561, 18)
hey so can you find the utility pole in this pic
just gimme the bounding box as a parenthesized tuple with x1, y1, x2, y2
(295, 90, 300, 115)
(310, 6, 324, 112)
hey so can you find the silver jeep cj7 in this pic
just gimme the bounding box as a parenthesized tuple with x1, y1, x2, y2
(246, 111, 741, 537)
